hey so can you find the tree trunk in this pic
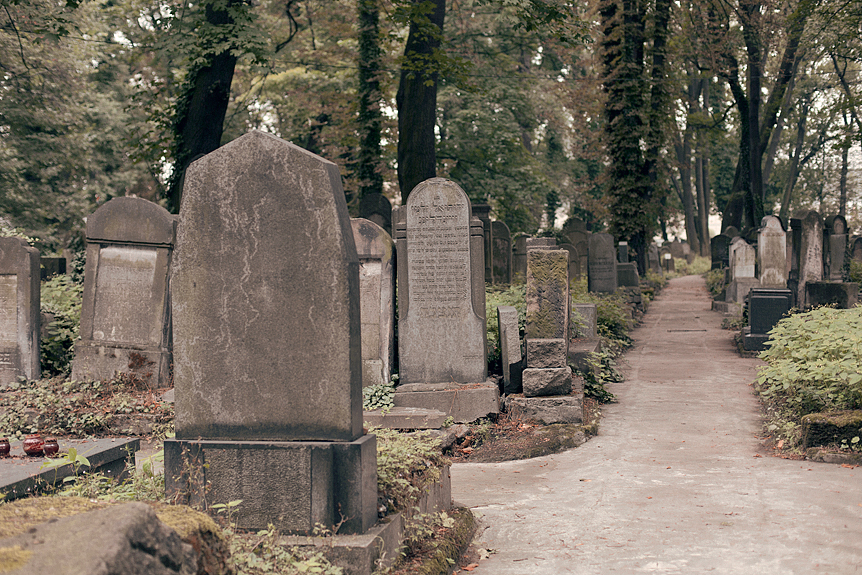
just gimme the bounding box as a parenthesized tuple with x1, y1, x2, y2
(396, 0, 446, 200)
(778, 101, 808, 223)
(697, 79, 711, 255)
(167, 0, 241, 212)
(357, 0, 384, 203)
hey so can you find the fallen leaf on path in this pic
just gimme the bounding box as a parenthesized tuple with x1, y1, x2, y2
(647, 496, 653, 499)
(463, 564, 480, 571)
(841, 464, 857, 469)
(753, 454, 762, 458)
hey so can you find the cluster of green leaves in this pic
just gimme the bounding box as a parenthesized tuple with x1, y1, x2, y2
(671, 256, 712, 277)
(485, 283, 527, 373)
(756, 306, 862, 448)
(40, 275, 83, 375)
(229, 526, 344, 575)
(371, 426, 448, 515)
(362, 376, 396, 411)
(570, 278, 632, 352)
(703, 267, 727, 299)
(577, 351, 620, 403)
(848, 260, 862, 285)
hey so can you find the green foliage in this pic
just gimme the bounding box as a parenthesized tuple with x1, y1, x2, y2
(575, 351, 620, 403)
(371, 426, 448, 515)
(756, 306, 862, 448)
(671, 256, 711, 277)
(40, 275, 83, 376)
(363, 376, 396, 411)
(848, 260, 862, 285)
(485, 283, 527, 373)
(229, 525, 344, 575)
(704, 268, 727, 298)
(570, 278, 632, 351)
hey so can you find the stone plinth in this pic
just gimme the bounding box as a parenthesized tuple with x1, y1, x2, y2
(72, 197, 175, 386)
(0, 237, 40, 386)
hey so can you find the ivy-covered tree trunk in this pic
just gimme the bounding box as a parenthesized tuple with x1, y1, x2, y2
(396, 0, 445, 200)
(357, 0, 384, 202)
(167, 0, 243, 213)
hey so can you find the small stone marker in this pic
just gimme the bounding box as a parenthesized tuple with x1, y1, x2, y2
(726, 238, 758, 303)
(648, 243, 661, 273)
(0, 238, 39, 386)
(744, 288, 793, 351)
(491, 220, 512, 284)
(40, 257, 66, 280)
(165, 131, 376, 535)
(758, 216, 787, 288)
(472, 203, 493, 282)
(670, 239, 684, 259)
(618, 240, 629, 263)
(588, 233, 617, 293)
(852, 236, 862, 262)
(797, 210, 823, 307)
(351, 218, 395, 388)
(497, 305, 522, 395)
(512, 233, 528, 281)
(358, 192, 393, 235)
(572, 303, 598, 340)
(559, 243, 581, 281)
(71, 197, 175, 386)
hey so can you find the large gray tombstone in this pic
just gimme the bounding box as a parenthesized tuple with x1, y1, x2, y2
(758, 216, 787, 288)
(398, 178, 487, 384)
(588, 233, 617, 293)
(358, 192, 393, 235)
(797, 210, 823, 307)
(351, 218, 395, 388)
(491, 220, 512, 284)
(71, 197, 175, 386)
(164, 131, 376, 535)
(0, 238, 39, 386)
(824, 215, 848, 282)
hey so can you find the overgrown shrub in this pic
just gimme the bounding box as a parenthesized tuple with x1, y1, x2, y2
(570, 278, 632, 351)
(704, 267, 726, 299)
(672, 255, 711, 276)
(756, 306, 862, 448)
(40, 275, 83, 375)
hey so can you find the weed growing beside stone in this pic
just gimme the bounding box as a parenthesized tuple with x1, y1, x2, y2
(756, 306, 862, 451)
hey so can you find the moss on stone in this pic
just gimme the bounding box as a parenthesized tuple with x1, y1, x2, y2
(0, 545, 33, 573)
(800, 410, 862, 448)
(0, 497, 108, 539)
(415, 508, 476, 575)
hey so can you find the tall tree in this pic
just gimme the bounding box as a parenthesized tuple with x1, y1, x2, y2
(357, 0, 384, 200)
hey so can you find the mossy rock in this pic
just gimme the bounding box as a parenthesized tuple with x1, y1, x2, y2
(800, 410, 862, 448)
(0, 497, 232, 575)
(413, 508, 476, 575)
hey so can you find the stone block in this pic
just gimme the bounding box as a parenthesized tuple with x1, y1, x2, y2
(526, 338, 567, 368)
(164, 437, 377, 535)
(743, 332, 771, 352)
(497, 306, 522, 392)
(572, 303, 598, 339)
(526, 249, 569, 340)
(526, 237, 556, 249)
(393, 382, 499, 423)
(568, 338, 602, 372)
(749, 288, 792, 335)
(800, 410, 862, 448)
(726, 277, 760, 303)
(504, 393, 584, 425)
(39, 256, 66, 280)
(806, 282, 859, 309)
(0, 237, 40, 386)
(617, 262, 639, 287)
(523, 366, 573, 397)
(363, 407, 448, 430)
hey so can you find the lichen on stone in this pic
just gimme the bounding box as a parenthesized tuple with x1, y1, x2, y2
(0, 545, 33, 573)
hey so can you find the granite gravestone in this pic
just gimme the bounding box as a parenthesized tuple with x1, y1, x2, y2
(758, 216, 787, 288)
(497, 305, 522, 395)
(71, 197, 175, 386)
(743, 288, 793, 351)
(710, 234, 732, 270)
(491, 220, 512, 284)
(164, 131, 376, 535)
(512, 233, 528, 282)
(358, 192, 393, 235)
(559, 243, 581, 282)
(351, 218, 395, 388)
(588, 233, 617, 293)
(852, 236, 862, 263)
(618, 241, 629, 263)
(472, 203, 493, 283)
(561, 217, 589, 248)
(727, 238, 758, 303)
(797, 210, 823, 307)
(0, 238, 39, 386)
(398, 178, 487, 384)
(824, 215, 848, 282)
(648, 243, 661, 273)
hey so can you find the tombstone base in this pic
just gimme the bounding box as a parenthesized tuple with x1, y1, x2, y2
(743, 331, 771, 352)
(523, 366, 573, 397)
(711, 300, 743, 316)
(726, 278, 760, 304)
(364, 407, 448, 429)
(164, 435, 377, 535)
(71, 342, 171, 386)
(504, 394, 584, 425)
(393, 380, 500, 423)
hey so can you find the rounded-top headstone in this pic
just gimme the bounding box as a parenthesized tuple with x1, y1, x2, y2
(172, 130, 362, 442)
(87, 197, 177, 245)
(351, 218, 393, 260)
(825, 214, 847, 235)
(359, 193, 393, 234)
(760, 215, 784, 231)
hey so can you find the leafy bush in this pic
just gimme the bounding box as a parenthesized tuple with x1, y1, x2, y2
(372, 426, 448, 515)
(570, 278, 632, 351)
(704, 268, 726, 299)
(363, 376, 396, 411)
(756, 306, 862, 447)
(848, 260, 862, 285)
(485, 283, 526, 373)
(40, 275, 83, 375)
(671, 255, 711, 277)
(577, 351, 620, 403)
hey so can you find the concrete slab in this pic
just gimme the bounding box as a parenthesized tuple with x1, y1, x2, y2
(452, 275, 862, 574)
(0, 437, 139, 500)
(394, 381, 499, 423)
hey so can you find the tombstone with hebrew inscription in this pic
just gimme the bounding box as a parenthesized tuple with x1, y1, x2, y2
(0, 238, 40, 386)
(71, 197, 175, 386)
(398, 178, 487, 384)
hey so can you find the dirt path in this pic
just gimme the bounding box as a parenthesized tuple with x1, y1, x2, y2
(452, 275, 862, 574)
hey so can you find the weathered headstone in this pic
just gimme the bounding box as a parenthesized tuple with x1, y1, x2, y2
(358, 192, 393, 235)
(806, 281, 859, 309)
(559, 243, 581, 282)
(669, 239, 685, 259)
(527, 237, 556, 249)
(351, 218, 395, 388)
(852, 236, 862, 263)
(758, 216, 787, 288)
(164, 131, 377, 535)
(710, 234, 732, 270)
(648, 243, 661, 273)
(393, 179, 497, 422)
(0, 238, 39, 386)
(561, 217, 589, 248)
(824, 215, 848, 282)
(588, 233, 617, 293)
(472, 203, 493, 283)
(497, 305, 522, 395)
(71, 197, 175, 386)
(618, 240, 629, 263)
(491, 220, 512, 284)
(617, 262, 639, 287)
(40, 257, 66, 280)
(726, 237, 758, 303)
(797, 210, 823, 307)
(572, 303, 598, 340)
(512, 233, 528, 282)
